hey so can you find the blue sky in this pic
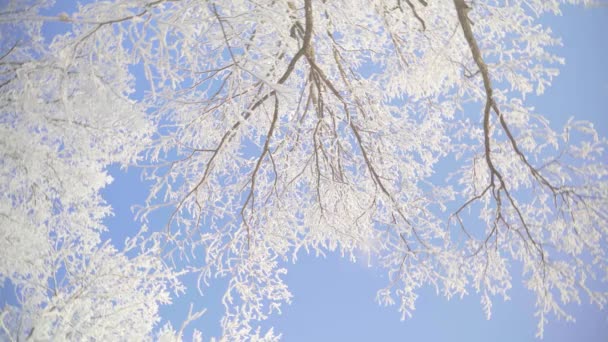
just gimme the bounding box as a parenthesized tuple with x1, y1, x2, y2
(2, 2, 607, 341)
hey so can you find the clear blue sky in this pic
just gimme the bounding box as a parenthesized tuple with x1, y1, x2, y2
(5, 2, 607, 341)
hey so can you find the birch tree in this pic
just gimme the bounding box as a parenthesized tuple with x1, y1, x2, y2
(1, 0, 606, 340)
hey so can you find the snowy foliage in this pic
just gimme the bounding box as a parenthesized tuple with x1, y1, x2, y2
(1, 0, 606, 340)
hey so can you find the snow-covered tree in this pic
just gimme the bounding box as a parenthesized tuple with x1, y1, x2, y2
(1, 0, 606, 340)
(0, 1, 183, 340)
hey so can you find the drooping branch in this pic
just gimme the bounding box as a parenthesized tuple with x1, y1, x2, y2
(453, 0, 546, 260)
(241, 94, 280, 247)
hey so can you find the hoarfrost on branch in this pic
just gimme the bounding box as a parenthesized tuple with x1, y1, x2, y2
(0, 0, 606, 340)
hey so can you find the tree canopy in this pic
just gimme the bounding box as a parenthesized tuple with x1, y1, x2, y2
(0, 0, 606, 340)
